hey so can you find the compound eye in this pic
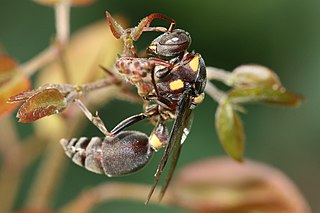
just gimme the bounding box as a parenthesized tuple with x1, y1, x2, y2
(147, 29, 191, 58)
(159, 29, 190, 46)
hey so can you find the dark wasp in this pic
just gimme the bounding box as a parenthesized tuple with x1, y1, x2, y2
(60, 11, 206, 203)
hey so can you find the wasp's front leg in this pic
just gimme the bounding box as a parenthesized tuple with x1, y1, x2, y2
(74, 99, 110, 136)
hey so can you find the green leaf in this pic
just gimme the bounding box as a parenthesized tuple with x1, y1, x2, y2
(17, 88, 67, 122)
(215, 100, 244, 161)
(228, 86, 302, 106)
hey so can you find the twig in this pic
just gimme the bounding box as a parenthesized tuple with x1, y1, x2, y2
(55, 0, 72, 83)
(21, 45, 60, 76)
(24, 136, 67, 210)
(23, 1, 72, 209)
(0, 117, 24, 213)
(22, 135, 48, 167)
(81, 78, 121, 94)
(204, 80, 226, 104)
(206, 66, 233, 86)
(21, 0, 71, 77)
(55, 0, 70, 46)
(58, 182, 175, 213)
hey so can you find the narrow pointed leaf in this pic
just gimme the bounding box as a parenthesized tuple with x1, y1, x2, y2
(17, 88, 67, 122)
(228, 87, 302, 106)
(0, 55, 31, 116)
(8, 90, 35, 103)
(131, 17, 148, 41)
(106, 11, 125, 39)
(215, 100, 244, 161)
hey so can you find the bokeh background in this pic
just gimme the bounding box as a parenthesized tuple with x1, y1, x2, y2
(1, 0, 319, 212)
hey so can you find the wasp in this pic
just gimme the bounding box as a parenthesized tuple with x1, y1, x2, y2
(60, 11, 206, 203)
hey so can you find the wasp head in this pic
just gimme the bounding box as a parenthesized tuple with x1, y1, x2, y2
(147, 29, 191, 59)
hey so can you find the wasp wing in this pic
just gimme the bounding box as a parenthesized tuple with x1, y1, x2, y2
(146, 88, 193, 203)
(158, 106, 193, 201)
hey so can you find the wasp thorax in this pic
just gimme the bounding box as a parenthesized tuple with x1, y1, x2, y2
(147, 29, 191, 58)
(60, 131, 153, 176)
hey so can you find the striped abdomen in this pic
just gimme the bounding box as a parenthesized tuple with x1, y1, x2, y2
(60, 131, 153, 176)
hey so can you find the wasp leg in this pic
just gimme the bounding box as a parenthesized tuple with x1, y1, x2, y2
(150, 67, 161, 98)
(149, 54, 184, 78)
(148, 58, 174, 97)
(148, 57, 174, 68)
(131, 13, 176, 41)
(149, 120, 169, 151)
(144, 13, 176, 33)
(74, 99, 110, 136)
(111, 106, 159, 135)
(111, 113, 146, 135)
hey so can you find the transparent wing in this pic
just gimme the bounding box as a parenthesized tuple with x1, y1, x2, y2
(158, 109, 193, 201)
(145, 88, 193, 203)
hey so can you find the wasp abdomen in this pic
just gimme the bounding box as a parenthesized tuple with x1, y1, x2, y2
(60, 131, 153, 177)
(60, 137, 104, 174)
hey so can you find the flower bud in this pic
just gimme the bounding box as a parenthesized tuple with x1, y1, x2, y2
(232, 64, 281, 89)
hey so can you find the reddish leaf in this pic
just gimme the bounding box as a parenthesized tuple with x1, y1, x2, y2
(106, 11, 125, 39)
(17, 88, 67, 122)
(33, 0, 96, 6)
(0, 55, 31, 117)
(215, 100, 244, 161)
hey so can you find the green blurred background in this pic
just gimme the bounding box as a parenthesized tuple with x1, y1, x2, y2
(1, 0, 319, 212)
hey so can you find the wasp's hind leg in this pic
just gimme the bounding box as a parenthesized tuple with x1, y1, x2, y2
(148, 120, 169, 151)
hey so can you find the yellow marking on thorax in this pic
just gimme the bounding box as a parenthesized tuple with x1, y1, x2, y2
(169, 79, 184, 91)
(189, 54, 199, 72)
(149, 134, 163, 150)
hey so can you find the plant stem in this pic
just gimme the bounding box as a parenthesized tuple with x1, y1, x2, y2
(21, 45, 60, 76)
(24, 137, 67, 210)
(0, 117, 23, 213)
(55, 0, 70, 46)
(21, 1, 71, 78)
(81, 78, 121, 93)
(204, 81, 226, 104)
(23, 1, 73, 209)
(206, 66, 233, 86)
(58, 182, 175, 213)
